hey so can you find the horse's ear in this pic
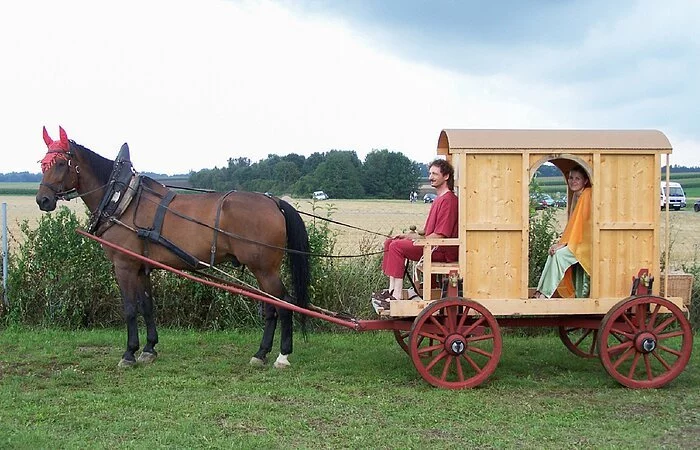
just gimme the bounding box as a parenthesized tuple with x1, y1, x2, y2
(43, 126, 52, 147)
(58, 126, 68, 147)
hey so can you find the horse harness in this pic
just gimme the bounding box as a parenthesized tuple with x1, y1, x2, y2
(87, 149, 279, 271)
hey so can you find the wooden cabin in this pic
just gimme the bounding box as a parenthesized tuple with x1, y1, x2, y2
(391, 129, 686, 317)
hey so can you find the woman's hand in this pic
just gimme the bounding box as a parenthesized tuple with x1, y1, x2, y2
(549, 243, 566, 255)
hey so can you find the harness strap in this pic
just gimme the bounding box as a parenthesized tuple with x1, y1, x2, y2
(136, 190, 202, 269)
(210, 190, 237, 267)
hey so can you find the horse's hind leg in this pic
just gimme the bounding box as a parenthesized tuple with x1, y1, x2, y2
(251, 303, 277, 366)
(274, 303, 293, 369)
(137, 269, 158, 364)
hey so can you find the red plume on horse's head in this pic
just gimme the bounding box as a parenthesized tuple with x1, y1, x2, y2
(43, 126, 70, 152)
(41, 126, 71, 172)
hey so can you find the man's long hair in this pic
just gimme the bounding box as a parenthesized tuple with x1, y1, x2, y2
(429, 159, 455, 190)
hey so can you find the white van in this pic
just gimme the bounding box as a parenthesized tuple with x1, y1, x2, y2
(312, 190, 328, 201)
(660, 182, 686, 210)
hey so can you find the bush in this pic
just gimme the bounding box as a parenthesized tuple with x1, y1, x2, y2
(5, 207, 122, 327)
(2, 204, 377, 330)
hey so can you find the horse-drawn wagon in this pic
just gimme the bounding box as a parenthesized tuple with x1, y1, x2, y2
(37, 127, 693, 390)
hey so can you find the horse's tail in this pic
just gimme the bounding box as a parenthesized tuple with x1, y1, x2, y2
(279, 200, 310, 310)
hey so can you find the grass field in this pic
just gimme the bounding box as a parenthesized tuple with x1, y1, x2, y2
(0, 328, 697, 448)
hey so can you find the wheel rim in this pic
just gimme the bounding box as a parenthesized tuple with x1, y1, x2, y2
(559, 326, 599, 358)
(598, 295, 693, 389)
(409, 298, 502, 389)
(393, 329, 410, 354)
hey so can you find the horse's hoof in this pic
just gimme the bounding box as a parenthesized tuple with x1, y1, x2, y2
(273, 353, 291, 369)
(118, 358, 136, 368)
(249, 356, 267, 367)
(137, 351, 157, 364)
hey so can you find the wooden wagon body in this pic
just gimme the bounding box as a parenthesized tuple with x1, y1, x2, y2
(388, 129, 688, 318)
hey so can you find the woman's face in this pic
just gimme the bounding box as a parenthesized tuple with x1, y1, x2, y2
(568, 170, 589, 193)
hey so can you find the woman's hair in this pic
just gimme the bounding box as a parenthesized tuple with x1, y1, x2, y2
(569, 164, 591, 187)
(429, 159, 455, 190)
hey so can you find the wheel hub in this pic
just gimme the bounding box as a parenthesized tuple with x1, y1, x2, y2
(635, 332, 657, 353)
(445, 334, 466, 356)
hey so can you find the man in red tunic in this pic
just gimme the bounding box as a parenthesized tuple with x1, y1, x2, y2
(374, 159, 458, 303)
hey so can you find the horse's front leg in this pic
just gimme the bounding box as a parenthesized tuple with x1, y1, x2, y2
(137, 269, 158, 364)
(114, 264, 146, 368)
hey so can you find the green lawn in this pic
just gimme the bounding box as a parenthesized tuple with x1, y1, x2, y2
(0, 328, 697, 448)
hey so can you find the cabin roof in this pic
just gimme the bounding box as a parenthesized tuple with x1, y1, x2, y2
(438, 129, 672, 153)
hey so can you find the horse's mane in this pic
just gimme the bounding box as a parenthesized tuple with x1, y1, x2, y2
(70, 141, 116, 184)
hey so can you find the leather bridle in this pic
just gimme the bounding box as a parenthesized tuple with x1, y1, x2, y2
(39, 149, 80, 200)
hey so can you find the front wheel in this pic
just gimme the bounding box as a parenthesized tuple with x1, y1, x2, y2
(409, 298, 502, 389)
(598, 295, 693, 389)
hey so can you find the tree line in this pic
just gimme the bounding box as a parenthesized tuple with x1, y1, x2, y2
(188, 149, 426, 199)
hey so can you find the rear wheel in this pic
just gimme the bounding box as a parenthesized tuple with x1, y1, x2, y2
(559, 326, 598, 358)
(598, 295, 693, 388)
(409, 298, 502, 389)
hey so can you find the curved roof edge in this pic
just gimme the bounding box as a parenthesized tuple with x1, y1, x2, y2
(437, 129, 672, 153)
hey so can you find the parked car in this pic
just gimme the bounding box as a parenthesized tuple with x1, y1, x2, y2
(312, 190, 328, 201)
(530, 193, 555, 210)
(554, 196, 567, 208)
(694, 199, 700, 212)
(423, 193, 437, 203)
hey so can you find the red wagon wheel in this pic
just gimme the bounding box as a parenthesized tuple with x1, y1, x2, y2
(598, 295, 693, 389)
(409, 298, 502, 389)
(559, 326, 599, 358)
(393, 330, 410, 354)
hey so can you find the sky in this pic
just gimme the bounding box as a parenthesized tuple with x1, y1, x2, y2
(1, 0, 698, 175)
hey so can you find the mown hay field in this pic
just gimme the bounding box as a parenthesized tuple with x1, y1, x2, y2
(3, 194, 699, 269)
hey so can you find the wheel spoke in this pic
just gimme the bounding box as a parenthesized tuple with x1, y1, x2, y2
(607, 339, 633, 355)
(612, 346, 635, 370)
(467, 345, 493, 358)
(621, 313, 639, 333)
(647, 303, 662, 330)
(454, 355, 465, 381)
(653, 316, 678, 335)
(456, 306, 470, 330)
(417, 330, 444, 343)
(425, 350, 448, 371)
(462, 352, 484, 372)
(429, 315, 449, 336)
(627, 351, 641, 378)
(466, 333, 495, 344)
(573, 328, 594, 346)
(656, 343, 682, 358)
(643, 353, 653, 380)
(651, 349, 673, 370)
(418, 342, 443, 357)
(461, 316, 486, 337)
(440, 355, 454, 380)
(610, 326, 635, 340)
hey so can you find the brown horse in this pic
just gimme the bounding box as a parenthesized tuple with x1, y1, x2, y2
(36, 126, 310, 369)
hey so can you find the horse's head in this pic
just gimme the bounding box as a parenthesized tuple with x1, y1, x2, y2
(36, 126, 80, 211)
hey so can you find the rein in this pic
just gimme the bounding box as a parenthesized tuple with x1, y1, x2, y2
(117, 183, 385, 259)
(297, 210, 392, 239)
